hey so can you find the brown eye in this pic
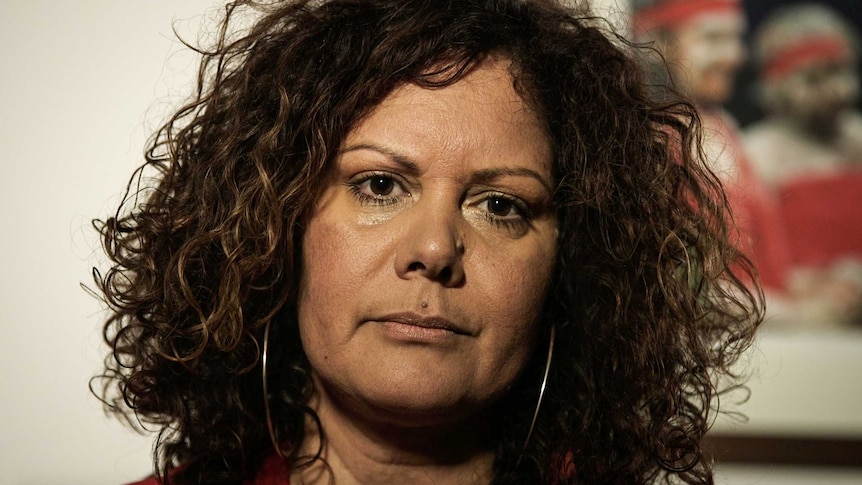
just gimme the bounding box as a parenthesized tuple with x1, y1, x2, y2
(350, 172, 408, 205)
(369, 176, 395, 195)
(487, 197, 514, 216)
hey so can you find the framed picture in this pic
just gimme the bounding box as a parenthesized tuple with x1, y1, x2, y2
(712, 0, 862, 468)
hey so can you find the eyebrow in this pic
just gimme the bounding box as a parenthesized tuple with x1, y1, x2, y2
(470, 167, 552, 194)
(340, 143, 421, 176)
(341, 143, 552, 193)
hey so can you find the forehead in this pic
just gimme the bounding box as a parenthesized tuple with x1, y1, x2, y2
(345, 59, 553, 177)
(677, 11, 746, 38)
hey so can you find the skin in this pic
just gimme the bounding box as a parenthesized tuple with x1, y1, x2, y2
(778, 60, 859, 138)
(295, 58, 559, 484)
(667, 10, 747, 110)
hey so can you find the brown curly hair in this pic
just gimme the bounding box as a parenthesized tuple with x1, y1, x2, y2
(93, 1, 762, 483)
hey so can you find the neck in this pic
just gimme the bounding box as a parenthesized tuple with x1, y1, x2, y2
(291, 385, 495, 485)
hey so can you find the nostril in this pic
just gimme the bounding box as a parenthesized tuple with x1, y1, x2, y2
(438, 266, 452, 282)
(406, 260, 452, 282)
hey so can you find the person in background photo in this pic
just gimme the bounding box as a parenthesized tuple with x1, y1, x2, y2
(631, 0, 809, 325)
(92, 1, 762, 484)
(745, 3, 862, 326)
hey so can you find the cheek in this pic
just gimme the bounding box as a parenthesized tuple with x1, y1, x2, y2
(474, 252, 555, 390)
(300, 210, 386, 300)
(297, 208, 396, 343)
(300, 219, 344, 305)
(297, 215, 360, 342)
(476, 238, 557, 335)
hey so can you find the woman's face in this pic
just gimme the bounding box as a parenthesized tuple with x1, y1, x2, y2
(297, 58, 558, 427)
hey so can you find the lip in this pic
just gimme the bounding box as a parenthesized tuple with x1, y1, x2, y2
(374, 312, 470, 336)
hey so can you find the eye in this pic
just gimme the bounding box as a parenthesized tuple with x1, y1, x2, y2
(348, 172, 409, 205)
(473, 193, 533, 235)
(477, 194, 531, 221)
(368, 176, 395, 196)
(486, 197, 516, 217)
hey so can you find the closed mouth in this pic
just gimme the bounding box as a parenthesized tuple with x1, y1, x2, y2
(376, 312, 470, 336)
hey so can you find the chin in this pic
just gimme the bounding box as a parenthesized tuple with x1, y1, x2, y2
(350, 385, 490, 428)
(323, 367, 511, 428)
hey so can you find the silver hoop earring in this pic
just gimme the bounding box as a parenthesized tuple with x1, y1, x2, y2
(262, 319, 288, 459)
(517, 324, 555, 466)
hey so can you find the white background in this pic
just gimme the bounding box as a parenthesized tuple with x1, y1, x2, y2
(1, 1, 860, 484)
(1, 1, 220, 483)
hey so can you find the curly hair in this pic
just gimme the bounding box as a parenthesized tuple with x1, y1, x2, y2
(93, 1, 762, 483)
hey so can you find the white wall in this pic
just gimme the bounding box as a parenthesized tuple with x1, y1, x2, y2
(0, 1, 217, 483)
(714, 327, 862, 437)
(0, 1, 859, 484)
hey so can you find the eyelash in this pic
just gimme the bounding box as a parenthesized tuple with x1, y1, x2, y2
(347, 172, 534, 229)
(478, 193, 533, 230)
(347, 172, 409, 206)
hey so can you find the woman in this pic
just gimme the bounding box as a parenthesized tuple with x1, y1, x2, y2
(94, 1, 761, 484)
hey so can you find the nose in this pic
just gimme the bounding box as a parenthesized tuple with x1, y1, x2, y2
(394, 201, 466, 287)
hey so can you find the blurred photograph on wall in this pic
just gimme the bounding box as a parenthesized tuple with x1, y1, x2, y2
(633, 0, 862, 329)
(737, 0, 862, 329)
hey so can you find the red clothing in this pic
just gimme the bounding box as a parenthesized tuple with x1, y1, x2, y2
(702, 112, 792, 292)
(777, 169, 862, 267)
(125, 454, 291, 485)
